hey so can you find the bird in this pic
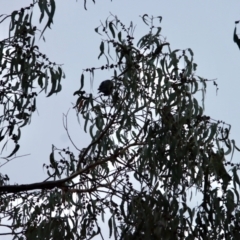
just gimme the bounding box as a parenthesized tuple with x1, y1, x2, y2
(98, 80, 113, 96)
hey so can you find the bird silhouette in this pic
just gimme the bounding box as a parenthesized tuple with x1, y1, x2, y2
(98, 80, 113, 96)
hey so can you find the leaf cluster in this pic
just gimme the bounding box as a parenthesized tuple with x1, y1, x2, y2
(0, 1, 64, 158)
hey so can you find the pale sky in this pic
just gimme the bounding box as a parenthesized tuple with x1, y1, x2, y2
(1, 0, 240, 239)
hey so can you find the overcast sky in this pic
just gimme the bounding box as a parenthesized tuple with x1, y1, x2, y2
(1, 0, 240, 238)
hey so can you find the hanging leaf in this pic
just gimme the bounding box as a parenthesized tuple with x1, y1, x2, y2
(233, 27, 240, 49)
(6, 144, 20, 158)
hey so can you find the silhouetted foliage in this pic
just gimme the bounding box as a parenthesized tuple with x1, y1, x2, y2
(0, 1, 64, 159)
(0, 2, 240, 240)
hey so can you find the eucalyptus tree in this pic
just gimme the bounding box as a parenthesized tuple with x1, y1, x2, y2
(1, 2, 240, 240)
